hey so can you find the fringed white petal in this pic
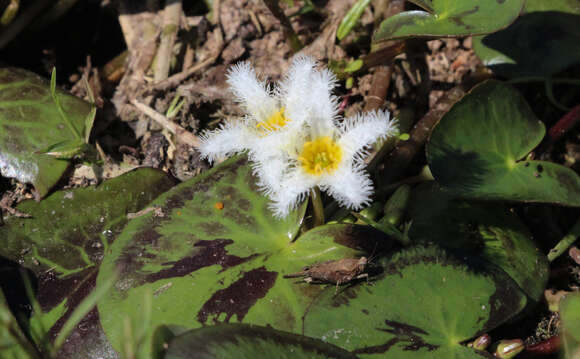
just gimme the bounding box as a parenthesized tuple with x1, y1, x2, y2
(250, 153, 287, 196)
(278, 55, 316, 129)
(337, 110, 397, 159)
(198, 119, 255, 162)
(269, 167, 317, 218)
(226, 62, 277, 122)
(307, 68, 340, 138)
(246, 129, 297, 196)
(320, 163, 374, 210)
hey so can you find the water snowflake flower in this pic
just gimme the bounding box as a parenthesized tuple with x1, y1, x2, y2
(198, 55, 328, 192)
(198, 55, 398, 219)
(270, 109, 397, 218)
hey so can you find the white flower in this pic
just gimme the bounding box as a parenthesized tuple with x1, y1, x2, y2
(198, 56, 398, 218)
(198, 55, 338, 194)
(270, 109, 397, 218)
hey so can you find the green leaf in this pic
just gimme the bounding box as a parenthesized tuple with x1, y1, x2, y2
(522, 0, 580, 13)
(327, 59, 364, 79)
(97, 156, 392, 357)
(303, 245, 527, 358)
(0, 168, 175, 358)
(82, 74, 97, 143)
(0, 67, 92, 198)
(0, 288, 40, 359)
(34, 139, 86, 159)
(373, 0, 524, 43)
(164, 324, 360, 359)
(407, 184, 549, 301)
(337, 0, 371, 40)
(561, 293, 580, 359)
(427, 80, 580, 206)
(472, 7, 580, 77)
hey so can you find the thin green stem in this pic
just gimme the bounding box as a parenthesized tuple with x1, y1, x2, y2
(548, 218, 580, 262)
(311, 187, 325, 227)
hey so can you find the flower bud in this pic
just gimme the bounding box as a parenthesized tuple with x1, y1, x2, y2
(493, 339, 524, 358)
(470, 334, 491, 351)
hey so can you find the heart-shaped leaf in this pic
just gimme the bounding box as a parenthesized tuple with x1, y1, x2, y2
(427, 80, 580, 206)
(163, 323, 360, 359)
(303, 245, 527, 358)
(407, 184, 549, 301)
(0, 168, 175, 358)
(373, 0, 524, 43)
(97, 156, 392, 357)
(0, 68, 93, 198)
(472, 3, 580, 78)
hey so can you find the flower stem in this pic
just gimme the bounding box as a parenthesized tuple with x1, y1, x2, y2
(311, 187, 325, 227)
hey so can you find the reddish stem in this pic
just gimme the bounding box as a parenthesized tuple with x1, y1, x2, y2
(548, 104, 580, 143)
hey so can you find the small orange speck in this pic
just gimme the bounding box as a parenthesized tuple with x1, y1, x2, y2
(214, 202, 224, 210)
(176, 210, 182, 216)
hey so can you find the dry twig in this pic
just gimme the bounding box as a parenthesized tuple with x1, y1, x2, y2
(131, 99, 201, 147)
(154, 0, 182, 83)
(151, 56, 217, 91)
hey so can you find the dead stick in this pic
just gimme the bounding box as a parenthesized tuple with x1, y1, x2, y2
(364, 0, 405, 112)
(364, 66, 392, 112)
(152, 56, 216, 91)
(131, 99, 201, 147)
(364, 0, 405, 168)
(154, 0, 182, 83)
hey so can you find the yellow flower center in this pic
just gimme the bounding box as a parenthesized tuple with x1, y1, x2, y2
(256, 108, 290, 134)
(298, 136, 342, 176)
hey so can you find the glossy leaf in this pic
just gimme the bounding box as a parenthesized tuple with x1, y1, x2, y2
(472, 5, 580, 77)
(303, 245, 526, 358)
(427, 80, 580, 206)
(0, 168, 175, 359)
(337, 0, 371, 40)
(0, 67, 92, 198)
(373, 0, 524, 42)
(97, 156, 392, 357)
(560, 293, 580, 359)
(407, 184, 549, 301)
(164, 324, 359, 359)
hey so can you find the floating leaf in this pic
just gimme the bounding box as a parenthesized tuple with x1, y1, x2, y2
(373, 0, 524, 43)
(0, 168, 175, 359)
(407, 184, 549, 301)
(472, 4, 580, 77)
(303, 245, 527, 358)
(0, 67, 93, 198)
(427, 80, 580, 206)
(164, 324, 359, 359)
(97, 156, 392, 357)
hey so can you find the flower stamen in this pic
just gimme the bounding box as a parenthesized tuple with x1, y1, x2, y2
(299, 136, 342, 176)
(256, 107, 290, 134)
